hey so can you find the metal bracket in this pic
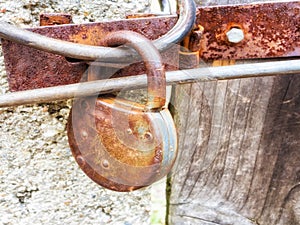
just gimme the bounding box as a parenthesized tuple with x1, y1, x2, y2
(195, 1, 299, 60)
(1, 15, 179, 91)
(1, 1, 299, 92)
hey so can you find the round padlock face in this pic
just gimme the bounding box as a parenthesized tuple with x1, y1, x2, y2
(67, 96, 177, 192)
(68, 30, 178, 192)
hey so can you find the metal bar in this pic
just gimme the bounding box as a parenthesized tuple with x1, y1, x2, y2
(0, 0, 196, 62)
(1, 17, 180, 92)
(0, 59, 299, 108)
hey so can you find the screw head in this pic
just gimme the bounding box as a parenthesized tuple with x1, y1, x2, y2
(226, 27, 244, 43)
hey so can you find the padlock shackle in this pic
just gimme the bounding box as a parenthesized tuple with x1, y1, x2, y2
(100, 30, 166, 110)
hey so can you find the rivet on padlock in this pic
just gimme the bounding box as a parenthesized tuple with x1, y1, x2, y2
(67, 31, 177, 192)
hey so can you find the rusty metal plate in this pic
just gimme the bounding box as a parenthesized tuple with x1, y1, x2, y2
(196, 1, 300, 60)
(1, 16, 178, 91)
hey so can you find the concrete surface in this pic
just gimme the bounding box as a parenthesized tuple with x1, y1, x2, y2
(0, 1, 166, 225)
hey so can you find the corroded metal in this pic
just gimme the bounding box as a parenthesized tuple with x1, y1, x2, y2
(0, 0, 196, 61)
(126, 13, 160, 19)
(68, 97, 177, 191)
(67, 31, 177, 192)
(40, 13, 73, 26)
(97, 31, 166, 110)
(197, 1, 300, 60)
(179, 25, 204, 69)
(1, 16, 178, 91)
(188, 25, 204, 52)
(1, 1, 299, 92)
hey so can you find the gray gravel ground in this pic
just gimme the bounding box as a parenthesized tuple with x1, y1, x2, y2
(0, 1, 166, 225)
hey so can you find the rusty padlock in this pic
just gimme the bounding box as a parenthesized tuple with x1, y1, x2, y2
(67, 31, 177, 192)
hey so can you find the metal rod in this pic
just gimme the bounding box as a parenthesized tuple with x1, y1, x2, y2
(0, 0, 196, 62)
(0, 59, 299, 108)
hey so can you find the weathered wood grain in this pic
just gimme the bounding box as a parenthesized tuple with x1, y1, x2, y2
(168, 1, 300, 224)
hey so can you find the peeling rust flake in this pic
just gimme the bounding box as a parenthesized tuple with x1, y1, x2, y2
(40, 13, 73, 26)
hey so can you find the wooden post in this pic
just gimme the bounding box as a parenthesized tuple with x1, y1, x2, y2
(167, 0, 300, 224)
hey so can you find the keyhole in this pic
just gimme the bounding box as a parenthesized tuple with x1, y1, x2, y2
(143, 132, 153, 142)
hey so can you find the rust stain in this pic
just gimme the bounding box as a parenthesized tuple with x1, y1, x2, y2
(1, 16, 178, 92)
(126, 13, 159, 19)
(1, 2, 299, 91)
(67, 95, 175, 192)
(67, 30, 177, 192)
(196, 1, 300, 60)
(188, 25, 204, 52)
(40, 13, 73, 26)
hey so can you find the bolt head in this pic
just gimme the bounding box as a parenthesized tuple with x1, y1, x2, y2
(226, 28, 244, 43)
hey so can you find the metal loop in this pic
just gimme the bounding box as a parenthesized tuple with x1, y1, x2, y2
(0, 0, 196, 62)
(99, 30, 166, 110)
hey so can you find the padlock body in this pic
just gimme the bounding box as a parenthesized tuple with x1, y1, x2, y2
(67, 96, 177, 192)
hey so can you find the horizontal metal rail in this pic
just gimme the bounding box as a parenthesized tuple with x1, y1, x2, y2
(0, 0, 196, 62)
(0, 59, 299, 108)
